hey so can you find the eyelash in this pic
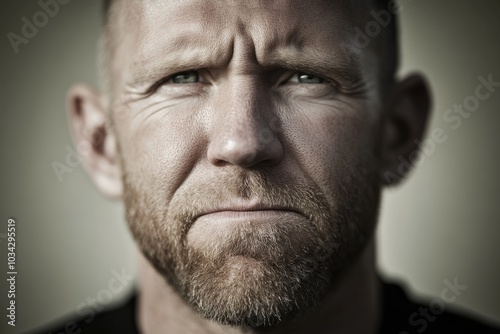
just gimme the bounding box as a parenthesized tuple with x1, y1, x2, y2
(144, 74, 195, 96)
(145, 70, 336, 96)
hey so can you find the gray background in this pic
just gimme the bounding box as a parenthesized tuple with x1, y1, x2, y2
(1, 1, 499, 333)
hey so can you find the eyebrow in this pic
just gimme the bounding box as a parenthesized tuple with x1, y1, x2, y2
(129, 49, 229, 87)
(127, 35, 365, 89)
(261, 50, 364, 87)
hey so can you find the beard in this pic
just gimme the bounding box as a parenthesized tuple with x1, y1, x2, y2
(122, 156, 381, 328)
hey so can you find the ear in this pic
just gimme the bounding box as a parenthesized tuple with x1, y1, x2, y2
(379, 73, 432, 186)
(67, 84, 123, 199)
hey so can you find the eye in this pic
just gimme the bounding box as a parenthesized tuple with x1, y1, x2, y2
(295, 72, 325, 84)
(169, 71, 200, 84)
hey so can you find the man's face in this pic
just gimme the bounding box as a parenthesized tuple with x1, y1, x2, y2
(111, 0, 383, 327)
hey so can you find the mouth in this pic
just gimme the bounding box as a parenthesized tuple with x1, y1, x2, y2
(186, 200, 312, 259)
(194, 201, 304, 222)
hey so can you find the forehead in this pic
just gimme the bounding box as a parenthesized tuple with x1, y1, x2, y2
(121, 0, 366, 29)
(123, 0, 365, 45)
(135, 0, 362, 31)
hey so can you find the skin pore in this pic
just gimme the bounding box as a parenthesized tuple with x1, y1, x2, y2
(68, 0, 430, 333)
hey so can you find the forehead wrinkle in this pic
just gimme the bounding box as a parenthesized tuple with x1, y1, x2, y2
(242, 7, 364, 85)
(129, 32, 234, 86)
(127, 1, 234, 86)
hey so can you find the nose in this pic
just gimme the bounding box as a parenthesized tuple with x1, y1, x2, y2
(207, 81, 283, 168)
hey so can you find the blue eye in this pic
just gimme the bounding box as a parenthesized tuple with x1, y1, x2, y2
(170, 71, 199, 84)
(297, 73, 325, 84)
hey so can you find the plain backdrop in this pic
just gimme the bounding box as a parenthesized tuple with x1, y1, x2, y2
(1, 1, 499, 333)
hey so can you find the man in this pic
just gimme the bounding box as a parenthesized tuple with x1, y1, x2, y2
(36, 0, 499, 333)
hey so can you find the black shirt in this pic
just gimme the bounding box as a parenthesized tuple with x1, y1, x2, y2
(32, 281, 500, 333)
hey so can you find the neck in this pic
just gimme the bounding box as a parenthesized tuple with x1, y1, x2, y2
(137, 239, 381, 334)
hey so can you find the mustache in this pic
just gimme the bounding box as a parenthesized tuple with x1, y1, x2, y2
(167, 169, 335, 238)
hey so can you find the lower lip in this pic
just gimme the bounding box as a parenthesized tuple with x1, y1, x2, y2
(188, 210, 308, 249)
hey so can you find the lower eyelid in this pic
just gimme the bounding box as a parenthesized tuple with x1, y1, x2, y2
(281, 83, 339, 94)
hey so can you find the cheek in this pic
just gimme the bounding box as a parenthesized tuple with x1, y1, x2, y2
(283, 101, 379, 197)
(116, 104, 205, 199)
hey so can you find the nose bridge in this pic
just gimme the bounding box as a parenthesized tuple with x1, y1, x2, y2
(216, 33, 268, 127)
(224, 78, 266, 133)
(207, 76, 283, 168)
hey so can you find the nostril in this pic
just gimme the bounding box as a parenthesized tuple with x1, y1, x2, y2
(212, 158, 229, 167)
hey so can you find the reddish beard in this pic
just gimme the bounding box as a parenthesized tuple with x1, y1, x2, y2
(123, 167, 380, 327)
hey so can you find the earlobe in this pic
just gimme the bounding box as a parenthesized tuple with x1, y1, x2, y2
(67, 84, 123, 199)
(380, 73, 432, 186)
